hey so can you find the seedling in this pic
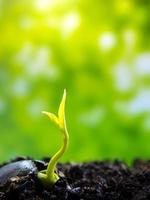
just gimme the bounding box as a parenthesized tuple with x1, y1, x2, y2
(38, 89, 69, 187)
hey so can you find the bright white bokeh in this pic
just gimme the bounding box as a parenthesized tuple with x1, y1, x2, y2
(113, 62, 133, 91)
(35, 0, 58, 11)
(61, 13, 80, 37)
(115, 89, 150, 116)
(98, 32, 116, 51)
(126, 89, 150, 115)
(14, 44, 59, 79)
(11, 79, 29, 97)
(134, 53, 150, 76)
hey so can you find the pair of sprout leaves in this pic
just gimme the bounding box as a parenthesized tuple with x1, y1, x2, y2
(38, 89, 69, 187)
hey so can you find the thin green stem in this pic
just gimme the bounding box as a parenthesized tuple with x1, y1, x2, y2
(47, 127, 69, 179)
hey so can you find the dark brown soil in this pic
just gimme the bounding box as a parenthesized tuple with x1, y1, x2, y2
(1, 157, 150, 200)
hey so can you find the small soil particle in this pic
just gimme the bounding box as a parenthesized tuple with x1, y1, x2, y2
(1, 157, 150, 200)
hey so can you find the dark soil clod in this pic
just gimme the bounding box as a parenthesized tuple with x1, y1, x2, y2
(1, 158, 150, 199)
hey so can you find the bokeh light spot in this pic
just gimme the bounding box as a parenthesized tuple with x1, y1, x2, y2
(98, 32, 116, 51)
(61, 13, 80, 37)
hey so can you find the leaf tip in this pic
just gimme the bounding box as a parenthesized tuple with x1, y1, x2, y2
(42, 111, 47, 115)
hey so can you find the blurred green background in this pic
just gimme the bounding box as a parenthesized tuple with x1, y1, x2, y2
(0, 0, 150, 163)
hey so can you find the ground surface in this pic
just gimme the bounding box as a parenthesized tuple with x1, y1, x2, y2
(1, 157, 150, 200)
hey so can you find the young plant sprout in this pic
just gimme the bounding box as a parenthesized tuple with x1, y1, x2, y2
(38, 89, 69, 187)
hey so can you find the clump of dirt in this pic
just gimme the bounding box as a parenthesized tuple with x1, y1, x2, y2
(1, 157, 150, 200)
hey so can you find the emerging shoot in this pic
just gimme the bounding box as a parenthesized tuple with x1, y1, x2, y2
(38, 89, 69, 187)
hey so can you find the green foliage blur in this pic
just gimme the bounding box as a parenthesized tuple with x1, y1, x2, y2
(0, 0, 150, 163)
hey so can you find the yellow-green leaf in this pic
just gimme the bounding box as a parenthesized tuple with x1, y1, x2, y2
(58, 89, 66, 129)
(42, 111, 59, 126)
